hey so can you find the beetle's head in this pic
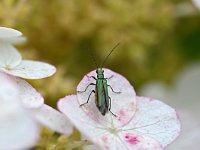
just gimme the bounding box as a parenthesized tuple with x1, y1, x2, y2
(96, 68, 104, 78)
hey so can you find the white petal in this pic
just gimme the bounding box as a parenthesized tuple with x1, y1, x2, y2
(0, 44, 22, 68)
(13, 76, 44, 108)
(31, 104, 73, 135)
(5, 60, 56, 79)
(0, 72, 19, 101)
(123, 96, 181, 148)
(58, 95, 106, 137)
(1, 73, 44, 108)
(0, 100, 39, 150)
(58, 96, 163, 150)
(3, 36, 27, 45)
(97, 132, 162, 150)
(77, 68, 137, 127)
(167, 110, 200, 150)
(0, 27, 22, 39)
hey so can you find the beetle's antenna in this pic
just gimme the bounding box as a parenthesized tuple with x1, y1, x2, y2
(101, 43, 120, 68)
(88, 49, 99, 68)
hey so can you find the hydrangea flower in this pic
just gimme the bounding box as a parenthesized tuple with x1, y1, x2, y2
(58, 68, 181, 150)
(0, 27, 56, 79)
(0, 73, 39, 150)
(141, 63, 200, 150)
(0, 73, 72, 139)
(0, 27, 73, 149)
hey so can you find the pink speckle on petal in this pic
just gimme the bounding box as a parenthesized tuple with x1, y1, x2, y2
(117, 109, 126, 123)
(101, 136, 108, 143)
(176, 112, 180, 120)
(124, 133, 139, 145)
(119, 109, 125, 116)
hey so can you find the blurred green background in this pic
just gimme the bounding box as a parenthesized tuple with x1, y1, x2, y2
(0, 0, 200, 149)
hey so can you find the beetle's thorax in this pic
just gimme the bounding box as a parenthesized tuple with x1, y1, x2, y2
(96, 68, 104, 79)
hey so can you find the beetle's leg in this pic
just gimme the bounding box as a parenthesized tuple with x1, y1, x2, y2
(105, 75, 113, 80)
(80, 90, 95, 107)
(77, 83, 96, 93)
(86, 75, 97, 80)
(108, 97, 117, 117)
(108, 85, 121, 94)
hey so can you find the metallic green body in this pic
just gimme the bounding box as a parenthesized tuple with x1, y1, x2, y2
(95, 70, 109, 115)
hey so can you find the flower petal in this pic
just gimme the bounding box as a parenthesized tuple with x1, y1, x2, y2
(31, 104, 73, 135)
(0, 103, 39, 150)
(99, 132, 162, 150)
(13, 76, 44, 108)
(77, 68, 136, 127)
(5, 60, 56, 79)
(58, 96, 162, 150)
(0, 74, 39, 150)
(123, 96, 181, 148)
(167, 110, 200, 150)
(0, 73, 44, 108)
(0, 44, 22, 68)
(0, 27, 22, 39)
(0, 72, 19, 101)
(58, 95, 107, 137)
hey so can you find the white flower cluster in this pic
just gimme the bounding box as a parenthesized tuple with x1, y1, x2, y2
(0, 27, 72, 150)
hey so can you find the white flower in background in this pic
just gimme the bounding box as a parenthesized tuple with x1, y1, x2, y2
(140, 63, 200, 150)
(192, 0, 200, 10)
(58, 69, 180, 150)
(0, 27, 56, 79)
(0, 73, 39, 150)
(7, 72, 73, 135)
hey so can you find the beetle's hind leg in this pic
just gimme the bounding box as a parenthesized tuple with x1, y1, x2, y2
(108, 96, 117, 117)
(80, 90, 95, 107)
(107, 85, 121, 94)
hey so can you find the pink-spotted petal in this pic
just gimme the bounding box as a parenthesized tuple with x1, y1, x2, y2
(77, 68, 136, 127)
(58, 95, 107, 137)
(31, 104, 73, 135)
(0, 27, 22, 39)
(123, 96, 181, 148)
(58, 96, 163, 150)
(97, 132, 162, 150)
(5, 60, 56, 79)
(0, 44, 22, 68)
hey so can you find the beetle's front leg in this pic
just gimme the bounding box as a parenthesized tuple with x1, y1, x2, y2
(105, 75, 113, 80)
(77, 83, 96, 93)
(86, 75, 97, 80)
